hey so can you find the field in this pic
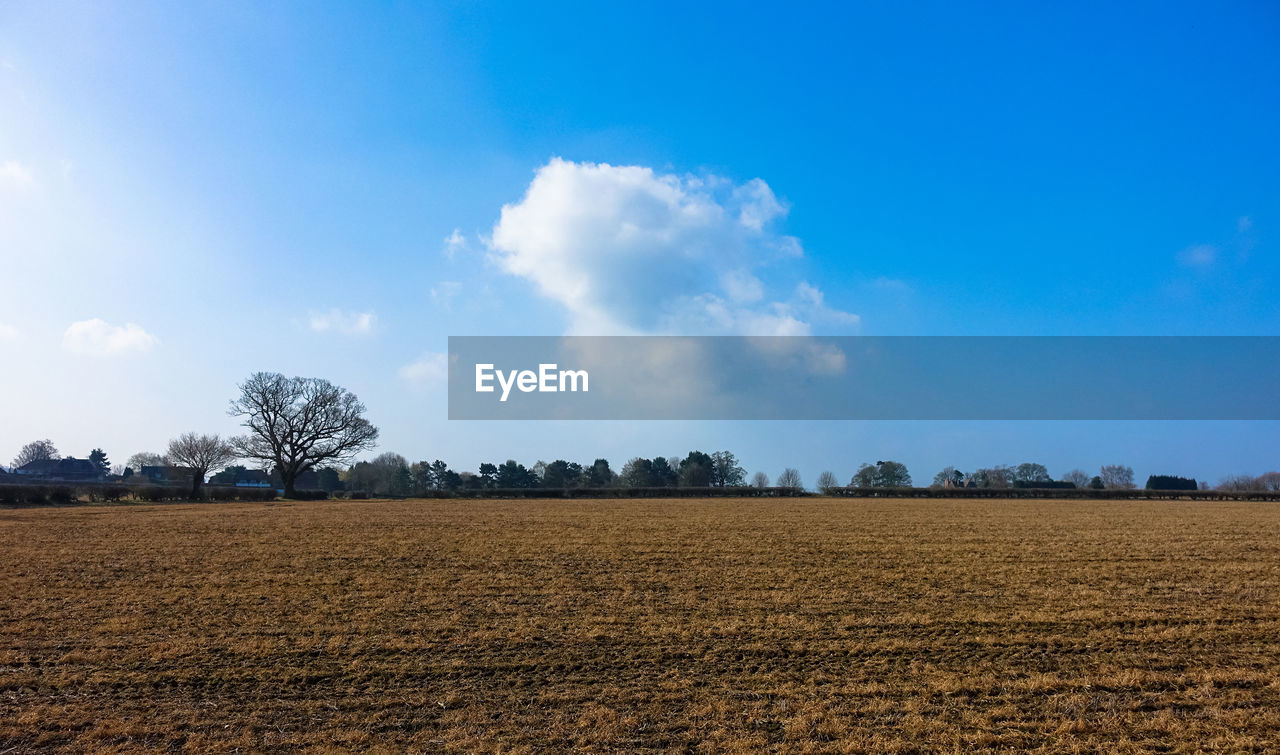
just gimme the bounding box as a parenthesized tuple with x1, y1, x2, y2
(2, 499, 1279, 752)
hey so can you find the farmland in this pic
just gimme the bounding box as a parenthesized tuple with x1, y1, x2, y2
(2, 499, 1279, 751)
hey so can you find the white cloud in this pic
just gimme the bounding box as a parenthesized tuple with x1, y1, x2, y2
(307, 309, 376, 335)
(721, 269, 764, 303)
(795, 282, 862, 325)
(1, 160, 34, 188)
(0, 323, 18, 341)
(487, 158, 855, 335)
(733, 178, 787, 231)
(62, 318, 158, 356)
(443, 228, 468, 260)
(399, 352, 449, 384)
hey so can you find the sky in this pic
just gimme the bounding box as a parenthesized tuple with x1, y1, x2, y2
(1, 1, 1278, 486)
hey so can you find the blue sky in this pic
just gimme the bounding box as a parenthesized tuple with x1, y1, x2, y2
(1, 1, 1277, 485)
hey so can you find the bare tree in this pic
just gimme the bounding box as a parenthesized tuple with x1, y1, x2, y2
(1061, 469, 1090, 488)
(751, 471, 770, 488)
(1217, 473, 1261, 492)
(777, 467, 803, 490)
(12, 439, 59, 468)
(1099, 464, 1135, 489)
(228, 372, 379, 497)
(167, 433, 237, 499)
(1257, 471, 1280, 492)
(816, 470, 839, 494)
(970, 466, 1013, 488)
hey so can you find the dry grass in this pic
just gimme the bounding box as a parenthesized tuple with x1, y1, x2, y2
(2, 498, 1279, 752)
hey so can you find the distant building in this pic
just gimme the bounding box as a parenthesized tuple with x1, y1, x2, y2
(14, 458, 105, 483)
(208, 467, 274, 488)
(138, 465, 196, 486)
(234, 470, 272, 488)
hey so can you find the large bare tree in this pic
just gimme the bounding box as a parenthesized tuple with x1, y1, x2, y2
(228, 372, 379, 497)
(166, 433, 237, 499)
(1099, 464, 1135, 490)
(1061, 468, 1091, 489)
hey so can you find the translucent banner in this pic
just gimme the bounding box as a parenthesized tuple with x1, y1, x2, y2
(447, 336, 1280, 420)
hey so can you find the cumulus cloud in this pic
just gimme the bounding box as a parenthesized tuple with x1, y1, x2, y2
(733, 178, 787, 231)
(721, 269, 764, 303)
(399, 352, 449, 384)
(487, 158, 856, 335)
(307, 309, 376, 335)
(62, 318, 158, 356)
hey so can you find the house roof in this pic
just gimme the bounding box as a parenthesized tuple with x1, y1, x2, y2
(17, 457, 101, 477)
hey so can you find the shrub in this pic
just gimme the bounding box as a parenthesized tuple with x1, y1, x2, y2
(206, 486, 238, 501)
(131, 485, 188, 502)
(286, 490, 329, 501)
(1012, 480, 1077, 489)
(1146, 475, 1198, 491)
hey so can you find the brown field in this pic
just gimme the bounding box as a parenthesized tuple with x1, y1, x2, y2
(2, 498, 1279, 752)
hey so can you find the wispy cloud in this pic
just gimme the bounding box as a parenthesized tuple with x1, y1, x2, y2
(307, 309, 377, 335)
(431, 281, 462, 310)
(1, 160, 34, 188)
(443, 228, 468, 260)
(872, 276, 912, 293)
(1177, 244, 1218, 268)
(1176, 216, 1257, 270)
(62, 318, 158, 356)
(398, 352, 448, 384)
(0, 323, 19, 341)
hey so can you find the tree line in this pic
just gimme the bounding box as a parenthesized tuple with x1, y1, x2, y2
(307, 450, 768, 498)
(6, 371, 1278, 500)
